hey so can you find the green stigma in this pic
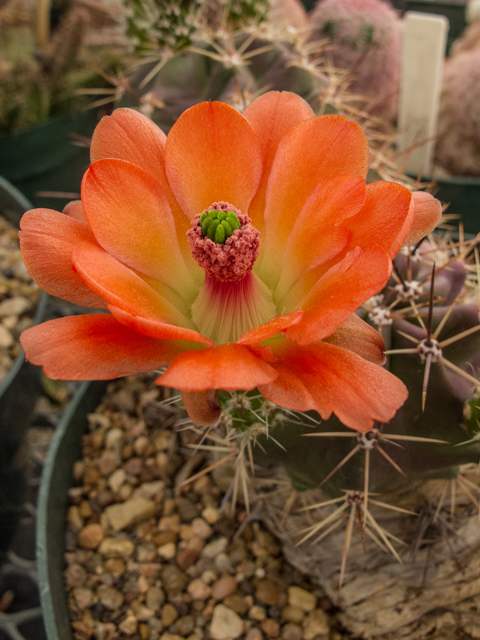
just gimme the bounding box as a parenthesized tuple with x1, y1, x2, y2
(200, 209, 240, 244)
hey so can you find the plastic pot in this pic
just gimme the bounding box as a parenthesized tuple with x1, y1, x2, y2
(36, 380, 108, 640)
(0, 177, 48, 558)
(0, 110, 98, 211)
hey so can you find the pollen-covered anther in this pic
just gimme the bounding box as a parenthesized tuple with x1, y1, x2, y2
(187, 201, 260, 283)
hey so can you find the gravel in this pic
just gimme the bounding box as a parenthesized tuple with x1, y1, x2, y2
(64, 375, 344, 640)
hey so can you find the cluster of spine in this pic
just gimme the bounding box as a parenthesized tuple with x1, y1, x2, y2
(188, 228, 480, 526)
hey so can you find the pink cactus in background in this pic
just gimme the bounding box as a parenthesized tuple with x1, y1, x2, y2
(435, 46, 480, 176)
(309, 0, 402, 122)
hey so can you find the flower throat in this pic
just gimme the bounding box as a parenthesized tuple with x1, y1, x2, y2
(187, 202, 275, 343)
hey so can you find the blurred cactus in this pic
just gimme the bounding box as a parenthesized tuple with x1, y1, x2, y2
(308, 0, 402, 122)
(435, 34, 480, 176)
(0, 4, 125, 133)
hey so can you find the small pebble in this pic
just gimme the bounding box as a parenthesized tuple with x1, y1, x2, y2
(162, 603, 179, 626)
(212, 575, 238, 600)
(249, 605, 267, 621)
(303, 609, 330, 639)
(210, 604, 244, 640)
(118, 614, 138, 635)
(77, 524, 103, 550)
(187, 578, 212, 601)
(260, 618, 280, 638)
(105, 497, 156, 531)
(99, 537, 134, 558)
(255, 580, 279, 607)
(97, 585, 124, 610)
(287, 586, 316, 612)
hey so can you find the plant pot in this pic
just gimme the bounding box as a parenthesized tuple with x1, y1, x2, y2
(36, 380, 108, 640)
(0, 110, 99, 212)
(0, 177, 49, 559)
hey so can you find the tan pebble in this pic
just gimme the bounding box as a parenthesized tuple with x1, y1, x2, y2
(281, 623, 303, 640)
(105, 427, 124, 450)
(193, 475, 210, 492)
(133, 480, 165, 500)
(67, 506, 83, 531)
(201, 570, 216, 585)
(0, 296, 30, 317)
(214, 553, 232, 573)
(176, 614, 195, 636)
(78, 524, 103, 550)
(158, 542, 176, 560)
(223, 594, 249, 615)
(245, 628, 263, 640)
(146, 586, 165, 611)
(118, 483, 133, 501)
(138, 575, 150, 593)
(191, 517, 213, 540)
(64, 563, 87, 588)
(163, 498, 176, 516)
(2, 315, 17, 329)
(105, 497, 156, 531)
(186, 635, 202, 640)
(158, 515, 181, 532)
(83, 465, 100, 485)
(303, 609, 330, 640)
(187, 535, 205, 553)
(72, 461, 85, 482)
(180, 524, 195, 541)
(136, 543, 157, 562)
(210, 604, 244, 640)
(98, 450, 118, 476)
(119, 614, 138, 635)
(187, 578, 212, 601)
(260, 619, 280, 638)
(124, 457, 143, 474)
(104, 558, 125, 576)
(139, 563, 162, 578)
(133, 435, 150, 455)
(134, 604, 154, 622)
(281, 605, 304, 624)
(255, 580, 279, 607)
(99, 537, 134, 558)
(97, 585, 124, 610)
(155, 530, 177, 546)
(122, 443, 134, 460)
(73, 587, 95, 609)
(0, 325, 13, 347)
(201, 506, 218, 524)
(249, 605, 267, 621)
(154, 432, 170, 451)
(161, 565, 188, 595)
(139, 623, 150, 640)
(177, 548, 199, 570)
(201, 537, 228, 559)
(287, 586, 316, 612)
(160, 634, 183, 640)
(162, 603, 179, 626)
(78, 500, 93, 519)
(212, 575, 238, 601)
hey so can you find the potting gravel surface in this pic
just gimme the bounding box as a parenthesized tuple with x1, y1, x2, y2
(0, 214, 40, 382)
(66, 375, 346, 640)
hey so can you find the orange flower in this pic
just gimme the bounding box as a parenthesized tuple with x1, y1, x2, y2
(19, 92, 441, 432)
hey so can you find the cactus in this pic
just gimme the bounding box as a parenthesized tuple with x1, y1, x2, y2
(0, 5, 124, 133)
(308, 0, 403, 122)
(435, 39, 480, 176)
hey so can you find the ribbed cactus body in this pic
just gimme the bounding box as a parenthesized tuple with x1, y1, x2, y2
(309, 0, 402, 121)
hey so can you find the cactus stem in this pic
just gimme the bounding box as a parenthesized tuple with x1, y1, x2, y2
(433, 293, 462, 340)
(439, 324, 480, 349)
(440, 357, 480, 388)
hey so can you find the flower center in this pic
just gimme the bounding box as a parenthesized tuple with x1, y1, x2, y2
(187, 201, 260, 283)
(187, 201, 275, 343)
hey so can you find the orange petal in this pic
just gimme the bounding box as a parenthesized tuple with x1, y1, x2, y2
(63, 200, 86, 222)
(156, 343, 278, 391)
(243, 91, 314, 234)
(73, 242, 190, 327)
(258, 340, 408, 431)
(404, 191, 442, 245)
(21, 315, 187, 380)
(258, 115, 369, 288)
(90, 108, 198, 279)
(286, 246, 392, 345)
(236, 309, 303, 345)
(165, 101, 262, 220)
(342, 181, 413, 258)
(109, 304, 212, 345)
(19, 209, 107, 309)
(274, 175, 366, 300)
(323, 313, 386, 365)
(82, 159, 197, 300)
